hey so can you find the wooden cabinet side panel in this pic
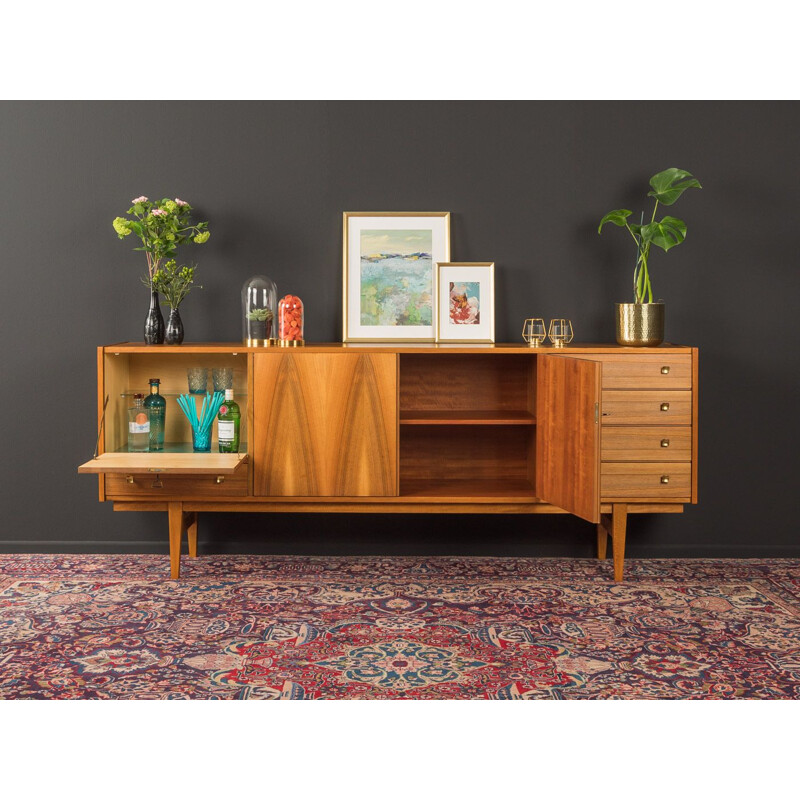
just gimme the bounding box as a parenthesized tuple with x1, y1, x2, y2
(536, 355, 601, 523)
(254, 353, 397, 497)
(692, 347, 699, 503)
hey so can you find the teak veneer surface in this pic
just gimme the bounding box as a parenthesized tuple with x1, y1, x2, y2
(254, 352, 397, 497)
(103, 342, 693, 354)
(536, 354, 601, 523)
(78, 452, 248, 474)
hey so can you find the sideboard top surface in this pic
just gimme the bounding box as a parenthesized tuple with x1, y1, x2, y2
(103, 342, 694, 354)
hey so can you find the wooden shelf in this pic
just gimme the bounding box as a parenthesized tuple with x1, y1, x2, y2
(400, 410, 536, 425)
(400, 478, 537, 501)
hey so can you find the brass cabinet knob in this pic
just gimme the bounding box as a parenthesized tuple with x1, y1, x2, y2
(126, 475, 134, 484)
(660, 475, 670, 484)
(661, 366, 670, 374)
(215, 476, 225, 484)
(661, 439, 670, 448)
(660, 402, 670, 412)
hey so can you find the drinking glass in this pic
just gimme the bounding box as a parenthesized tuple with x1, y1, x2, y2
(187, 367, 208, 394)
(213, 367, 234, 392)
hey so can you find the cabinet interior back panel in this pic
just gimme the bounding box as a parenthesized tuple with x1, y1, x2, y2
(399, 354, 535, 413)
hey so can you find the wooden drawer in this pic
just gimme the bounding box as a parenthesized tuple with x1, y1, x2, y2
(602, 390, 691, 425)
(602, 426, 692, 461)
(601, 462, 691, 499)
(106, 471, 248, 498)
(597, 354, 691, 389)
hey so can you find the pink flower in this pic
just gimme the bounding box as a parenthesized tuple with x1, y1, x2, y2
(150, 208, 167, 217)
(174, 198, 189, 206)
(132, 195, 148, 203)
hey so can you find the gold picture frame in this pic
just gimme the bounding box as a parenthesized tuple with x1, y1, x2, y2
(435, 262, 496, 343)
(342, 211, 451, 342)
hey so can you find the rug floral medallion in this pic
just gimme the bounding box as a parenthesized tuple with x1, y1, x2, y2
(1, 555, 799, 699)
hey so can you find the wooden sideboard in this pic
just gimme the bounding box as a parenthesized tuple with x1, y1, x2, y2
(79, 342, 698, 580)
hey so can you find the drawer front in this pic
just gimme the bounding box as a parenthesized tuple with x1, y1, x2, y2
(602, 426, 692, 462)
(106, 471, 248, 498)
(596, 354, 692, 390)
(602, 390, 691, 425)
(601, 462, 691, 499)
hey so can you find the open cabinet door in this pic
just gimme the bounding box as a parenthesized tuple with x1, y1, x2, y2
(536, 354, 601, 523)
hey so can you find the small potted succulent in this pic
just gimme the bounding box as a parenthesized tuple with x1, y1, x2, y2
(113, 196, 210, 344)
(598, 168, 701, 346)
(151, 259, 202, 345)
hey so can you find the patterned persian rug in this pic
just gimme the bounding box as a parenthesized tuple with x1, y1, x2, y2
(1, 554, 799, 699)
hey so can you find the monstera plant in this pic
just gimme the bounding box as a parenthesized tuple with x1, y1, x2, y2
(598, 168, 702, 304)
(598, 168, 702, 345)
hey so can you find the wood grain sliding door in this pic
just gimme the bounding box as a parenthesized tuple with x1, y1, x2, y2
(536, 354, 601, 523)
(254, 353, 397, 497)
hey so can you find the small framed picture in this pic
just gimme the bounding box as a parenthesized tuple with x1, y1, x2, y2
(436, 262, 495, 343)
(343, 212, 450, 342)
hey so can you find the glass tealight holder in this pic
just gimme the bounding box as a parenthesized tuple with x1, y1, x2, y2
(242, 275, 278, 346)
(212, 367, 234, 392)
(187, 367, 208, 394)
(522, 318, 547, 347)
(548, 318, 574, 347)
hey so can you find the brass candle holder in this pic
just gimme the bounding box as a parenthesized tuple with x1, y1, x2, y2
(522, 318, 547, 347)
(548, 318, 574, 347)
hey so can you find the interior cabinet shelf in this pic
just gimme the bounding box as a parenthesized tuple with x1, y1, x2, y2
(400, 478, 537, 500)
(113, 442, 248, 454)
(399, 410, 536, 426)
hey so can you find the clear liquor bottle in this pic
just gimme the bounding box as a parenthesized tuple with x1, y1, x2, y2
(128, 394, 150, 452)
(143, 378, 166, 451)
(217, 388, 240, 453)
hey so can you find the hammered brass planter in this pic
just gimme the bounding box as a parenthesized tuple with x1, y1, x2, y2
(615, 302, 665, 347)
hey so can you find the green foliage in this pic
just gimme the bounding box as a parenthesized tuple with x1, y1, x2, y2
(598, 168, 701, 303)
(150, 259, 202, 308)
(247, 308, 274, 322)
(112, 196, 211, 287)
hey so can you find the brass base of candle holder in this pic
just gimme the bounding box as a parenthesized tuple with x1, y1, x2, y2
(552, 340, 566, 348)
(279, 339, 305, 347)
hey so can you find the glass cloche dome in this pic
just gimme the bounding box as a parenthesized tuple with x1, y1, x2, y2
(242, 275, 278, 346)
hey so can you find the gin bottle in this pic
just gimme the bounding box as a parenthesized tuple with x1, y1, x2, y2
(128, 394, 150, 452)
(217, 389, 240, 453)
(144, 378, 166, 451)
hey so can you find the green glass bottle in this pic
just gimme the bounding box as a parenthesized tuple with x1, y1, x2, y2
(144, 378, 166, 451)
(217, 388, 240, 453)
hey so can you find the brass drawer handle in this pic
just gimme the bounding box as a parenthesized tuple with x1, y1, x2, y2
(661, 366, 670, 374)
(126, 475, 134, 484)
(151, 476, 163, 489)
(661, 438, 670, 448)
(660, 475, 670, 484)
(660, 402, 670, 412)
(216, 476, 225, 484)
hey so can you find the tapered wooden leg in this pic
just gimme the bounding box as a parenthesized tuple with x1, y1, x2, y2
(168, 502, 183, 580)
(611, 503, 628, 582)
(185, 512, 198, 558)
(597, 514, 611, 559)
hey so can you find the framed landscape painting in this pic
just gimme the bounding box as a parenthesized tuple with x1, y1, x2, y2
(343, 212, 450, 342)
(435, 262, 495, 343)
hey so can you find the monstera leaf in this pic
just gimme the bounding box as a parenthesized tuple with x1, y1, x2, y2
(647, 168, 702, 206)
(640, 216, 687, 251)
(597, 209, 633, 233)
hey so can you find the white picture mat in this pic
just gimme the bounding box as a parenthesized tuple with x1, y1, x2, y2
(437, 264, 495, 342)
(345, 215, 449, 340)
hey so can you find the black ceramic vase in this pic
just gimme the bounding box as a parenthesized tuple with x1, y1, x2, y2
(144, 289, 165, 345)
(165, 307, 185, 345)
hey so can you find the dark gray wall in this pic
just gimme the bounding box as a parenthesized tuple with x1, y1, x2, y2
(2, 101, 798, 557)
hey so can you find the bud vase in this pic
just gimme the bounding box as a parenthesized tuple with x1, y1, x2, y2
(165, 307, 184, 345)
(144, 289, 165, 345)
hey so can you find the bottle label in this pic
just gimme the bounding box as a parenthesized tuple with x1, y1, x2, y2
(218, 420, 235, 441)
(129, 419, 150, 433)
